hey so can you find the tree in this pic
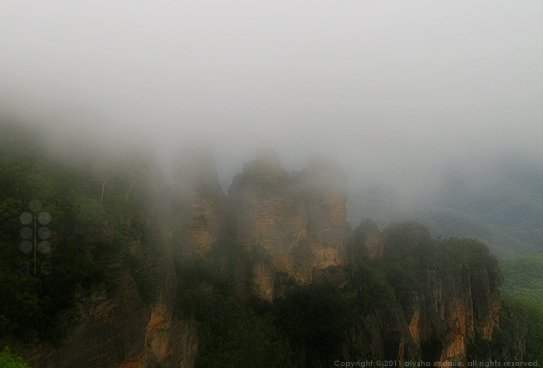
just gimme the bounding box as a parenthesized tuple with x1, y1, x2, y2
(0, 347, 29, 368)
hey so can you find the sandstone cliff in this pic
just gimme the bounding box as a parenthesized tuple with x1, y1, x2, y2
(172, 151, 227, 258)
(21, 151, 507, 367)
(350, 222, 502, 364)
(228, 151, 350, 299)
(27, 249, 197, 368)
(182, 152, 504, 363)
(21, 155, 199, 368)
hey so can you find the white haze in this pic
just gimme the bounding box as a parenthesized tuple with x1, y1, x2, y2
(0, 0, 542, 195)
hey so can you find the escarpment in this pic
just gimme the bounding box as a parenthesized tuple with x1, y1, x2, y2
(18, 153, 199, 368)
(227, 151, 350, 299)
(349, 222, 502, 363)
(27, 249, 197, 368)
(18, 150, 510, 367)
(171, 151, 228, 257)
(170, 151, 505, 363)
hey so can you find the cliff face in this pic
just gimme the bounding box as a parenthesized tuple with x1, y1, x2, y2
(23, 151, 506, 367)
(196, 152, 503, 361)
(24, 162, 199, 368)
(25, 151, 223, 368)
(353, 219, 384, 260)
(351, 222, 502, 364)
(27, 249, 197, 368)
(172, 152, 227, 258)
(228, 151, 350, 299)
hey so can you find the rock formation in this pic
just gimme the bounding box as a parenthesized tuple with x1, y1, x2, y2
(171, 150, 227, 257)
(228, 151, 350, 299)
(353, 219, 384, 260)
(180, 151, 504, 362)
(27, 249, 197, 368)
(22, 151, 507, 367)
(348, 222, 502, 364)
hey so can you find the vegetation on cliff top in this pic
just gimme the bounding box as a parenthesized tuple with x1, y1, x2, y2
(469, 295, 543, 361)
(502, 251, 543, 304)
(0, 125, 160, 343)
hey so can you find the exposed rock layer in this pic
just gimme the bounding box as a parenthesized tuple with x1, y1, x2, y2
(27, 250, 197, 368)
(228, 153, 350, 299)
(350, 222, 502, 363)
(172, 152, 227, 257)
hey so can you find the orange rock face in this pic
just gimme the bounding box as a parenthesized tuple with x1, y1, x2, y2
(349, 223, 502, 363)
(228, 153, 350, 299)
(27, 250, 197, 368)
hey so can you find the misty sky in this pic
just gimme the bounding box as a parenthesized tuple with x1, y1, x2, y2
(0, 0, 542, 185)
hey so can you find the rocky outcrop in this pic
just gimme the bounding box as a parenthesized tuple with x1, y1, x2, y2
(228, 151, 350, 299)
(209, 152, 502, 362)
(24, 151, 506, 367)
(348, 222, 502, 364)
(353, 219, 384, 260)
(27, 250, 197, 368)
(172, 151, 227, 257)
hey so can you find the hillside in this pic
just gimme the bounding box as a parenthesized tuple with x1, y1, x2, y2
(349, 159, 542, 257)
(502, 251, 543, 304)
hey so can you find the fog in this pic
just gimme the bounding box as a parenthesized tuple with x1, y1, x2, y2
(0, 0, 542, 195)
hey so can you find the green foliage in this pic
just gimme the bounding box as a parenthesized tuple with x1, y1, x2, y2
(344, 262, 396, 312)
(374, 223, 438, 303)
(349, 159, 543, 255)
(0, 347, 29, 368)
(201, 295, 294, 368)
(408, 207, 532, 256)
(122, 250, 158, 305)
(174, 231, 296, 368)
(271, 283, 350, 365)
(502, 252, 543, 304)
(0, 125, 161, 342)
(178, 288, 295, 368)
(468, 294, 543, 361)
(0, 155, 107, 341)
(520, 298, 543, 361)
(496, 252, 543, 359)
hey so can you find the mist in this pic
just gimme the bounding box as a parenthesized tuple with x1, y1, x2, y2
(1, 0, 542, 197)
(2, 3, 543, 363)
